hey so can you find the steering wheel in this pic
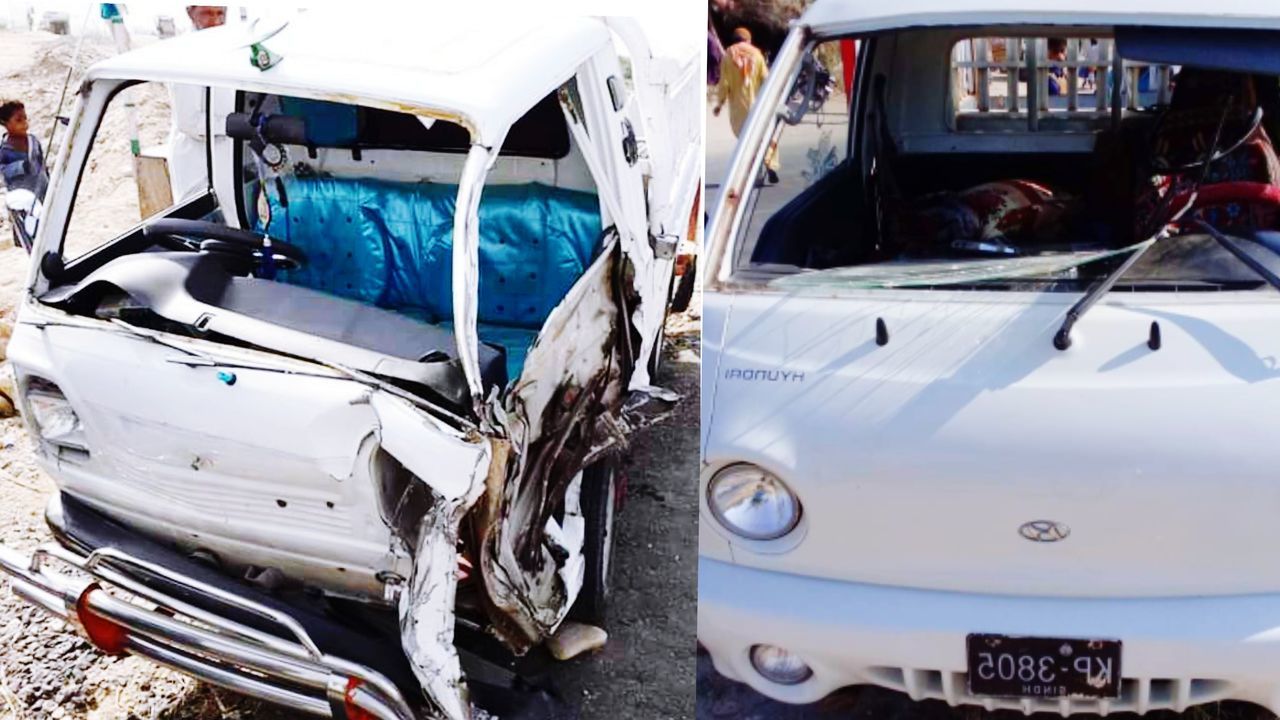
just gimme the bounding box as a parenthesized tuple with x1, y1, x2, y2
(1149, 106, 1265, 174)
(142, 218, 306, 276)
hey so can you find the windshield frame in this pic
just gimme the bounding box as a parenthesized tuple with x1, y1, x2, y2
(707, 21, 1280, 295)
(706, 26, 813, 289)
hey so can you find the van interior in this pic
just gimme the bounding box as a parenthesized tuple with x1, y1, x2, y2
(750, 26, 1280, 289)
(42, 87, 605, 409)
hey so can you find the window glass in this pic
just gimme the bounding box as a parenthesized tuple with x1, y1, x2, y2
(736, 40, 850, 263)
(62, 81, 204, 260)
(950, 37, 1176, 132)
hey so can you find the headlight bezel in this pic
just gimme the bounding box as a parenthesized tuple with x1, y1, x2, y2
(23, 377, 89, 452)
(705, 462, 802, 541)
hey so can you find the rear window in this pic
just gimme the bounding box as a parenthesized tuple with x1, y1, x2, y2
(238, 91, 570, 159)
(950, 36, 1175, 132)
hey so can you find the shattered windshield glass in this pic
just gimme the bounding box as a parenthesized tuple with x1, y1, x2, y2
(770, 240, 1153, 289)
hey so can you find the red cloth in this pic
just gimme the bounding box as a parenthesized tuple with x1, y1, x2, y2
(841, 39, 857, 99)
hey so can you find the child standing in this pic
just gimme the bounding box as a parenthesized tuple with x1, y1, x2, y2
(0, 100, 49, 202)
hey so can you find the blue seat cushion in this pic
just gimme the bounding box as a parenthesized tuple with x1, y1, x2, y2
(259, 177, 601, 379)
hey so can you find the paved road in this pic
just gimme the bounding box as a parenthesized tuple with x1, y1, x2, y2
(557, 319, 700, 719)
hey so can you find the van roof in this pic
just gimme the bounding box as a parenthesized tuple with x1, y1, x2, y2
(802, 0, 1280, 35)
(85, 12, 612, 144)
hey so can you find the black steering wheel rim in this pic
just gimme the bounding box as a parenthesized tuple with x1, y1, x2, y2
(1149, 106, 1265, 175)
(198, 238, 305, 274)
(142, 218, 306, 272)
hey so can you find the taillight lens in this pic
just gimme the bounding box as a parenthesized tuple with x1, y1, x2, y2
(343, 677, 377, 720)
(75, 586, 128, 655)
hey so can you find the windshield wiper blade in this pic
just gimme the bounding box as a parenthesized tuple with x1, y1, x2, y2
(1052, 235, 1161, 350)
(1193, 219, 1280, 293)
(1055, 99, 1237, 350)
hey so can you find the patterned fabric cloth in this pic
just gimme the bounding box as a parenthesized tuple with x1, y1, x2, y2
(893, 180, 1071, 256)
(1137, 123, 1280, 236)
(1136, 69, 1280, 236)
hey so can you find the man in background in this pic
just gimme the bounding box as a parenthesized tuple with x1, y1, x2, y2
(713, 27, 779, 183)
(1047, 37, 1069, 96)
(167, 6, 226, 204)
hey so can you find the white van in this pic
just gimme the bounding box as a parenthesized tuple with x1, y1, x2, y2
(701, 0, 1280, 715)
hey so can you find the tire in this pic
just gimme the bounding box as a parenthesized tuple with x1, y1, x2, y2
(647, 269, 676, 380)
(569, 456, 619, 626)
(670, 256, 696, 313)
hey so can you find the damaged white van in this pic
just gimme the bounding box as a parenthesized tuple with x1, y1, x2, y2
(701, 0, 1280, 716)
(0, 13, 699, 720)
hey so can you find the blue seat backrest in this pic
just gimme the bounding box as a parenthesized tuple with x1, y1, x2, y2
(261, 177, 602, 329)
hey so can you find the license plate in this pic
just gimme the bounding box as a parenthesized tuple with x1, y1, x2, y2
(966, 634, 1122, 699)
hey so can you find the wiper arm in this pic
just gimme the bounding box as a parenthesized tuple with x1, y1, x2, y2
(1056, 99, 1236, 350)
(1052, 234, 1160, 350)
(1193, 219, 1280, 293)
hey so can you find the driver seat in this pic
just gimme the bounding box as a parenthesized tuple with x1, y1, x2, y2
(1138, 69, 1280, 236)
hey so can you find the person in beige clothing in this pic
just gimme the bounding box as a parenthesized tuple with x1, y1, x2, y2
(714, 27, 780, 183)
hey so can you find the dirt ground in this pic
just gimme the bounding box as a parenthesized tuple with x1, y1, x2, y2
(0, 29, 698, 720)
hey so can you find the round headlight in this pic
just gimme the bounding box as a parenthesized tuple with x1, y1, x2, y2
(707, 463, 800, 541)
(750, 644, 813, 685)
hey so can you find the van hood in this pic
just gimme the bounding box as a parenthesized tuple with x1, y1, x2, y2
(703, 288, 1280, 597)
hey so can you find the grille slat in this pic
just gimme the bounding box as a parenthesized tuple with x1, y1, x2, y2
(903, 668, 922, 701)
(1136, 677, 1151, 715)
(863, 667, 1232, 715)
(941, 671, 960, 706)
(1174, 678, 1192, 712)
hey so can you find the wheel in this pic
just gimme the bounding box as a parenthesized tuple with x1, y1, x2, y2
(569, 456, 619, 626)
(670, 255, 696, 313)
(648, 281, 672, 380)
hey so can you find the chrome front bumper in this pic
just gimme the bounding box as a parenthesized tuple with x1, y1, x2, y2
(0, 541, 418, 719)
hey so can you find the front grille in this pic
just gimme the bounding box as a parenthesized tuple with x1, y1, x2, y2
(865, 666, 1233, 716)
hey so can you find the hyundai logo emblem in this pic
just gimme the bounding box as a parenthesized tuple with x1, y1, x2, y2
(1018, 520, 1070, 543)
